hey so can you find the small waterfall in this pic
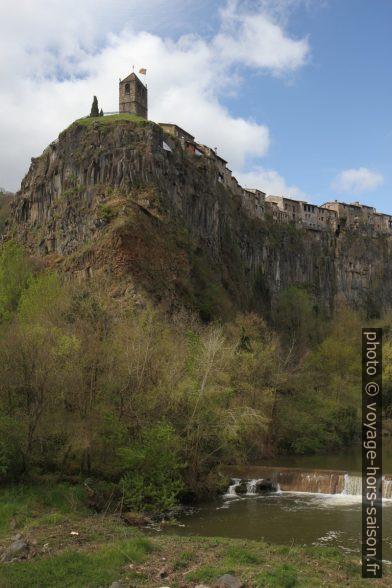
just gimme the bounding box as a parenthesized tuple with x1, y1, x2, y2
(224, 478, 242, 497)
(384, 477, 392, 499)
(224, 477, 278, 498)
(246, 479, 264, 495)
(224, 468, 392, 498)
(340, 473, 392, 498)
(341, 473, 362, 496)
(278, 470, 344, 494)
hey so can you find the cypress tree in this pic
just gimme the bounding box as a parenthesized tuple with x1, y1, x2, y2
(99, 108, 104, 117)
(90, 96, 99, 117)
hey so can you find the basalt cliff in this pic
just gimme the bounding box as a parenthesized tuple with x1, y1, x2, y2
(6, 116, 392, 319)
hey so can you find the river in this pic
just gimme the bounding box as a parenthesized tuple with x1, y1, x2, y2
(165, 443, 392, 562)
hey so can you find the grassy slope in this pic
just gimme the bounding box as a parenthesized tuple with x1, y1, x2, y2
(73, 114, 152, 127)
(0, 485, 388, 587)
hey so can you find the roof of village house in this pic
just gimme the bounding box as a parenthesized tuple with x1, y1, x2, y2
(245, 188, 266, 196)
(321, 200, 391, 217)
(197, 144, 227, 165)
(158, 123, 195, 142)
(215, 154, 228, 165)
(322, 200, 362, 209)
(266, 195, 307, 205)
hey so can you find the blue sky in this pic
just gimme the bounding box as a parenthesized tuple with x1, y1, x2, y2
(231, 0, 392, 209)
(0, 0, 391, 213)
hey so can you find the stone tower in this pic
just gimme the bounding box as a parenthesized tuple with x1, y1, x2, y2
(119, 72, 148, 119)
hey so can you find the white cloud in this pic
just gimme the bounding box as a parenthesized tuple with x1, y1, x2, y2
(332, 167, 384, 195)
(216, 0, 310, 75)
(235, 166, 307, 199)
(0, 0, 309, 191)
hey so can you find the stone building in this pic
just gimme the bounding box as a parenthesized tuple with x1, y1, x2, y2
(265, 196, 304, 224)
(159, 123, 204, 157)
(315, 206, 337, 230)
(158, 123, 195, 143)
(321, 201, 366, 229)
(119, 72, 148, 119)
(265, 196, 337, 230)
(320, 201, 392, 233)
(197, 145, 227, 172)
(301, 203, 337, 230)
(301, 202, 318, 228)
(372, 212, 392, 232)
(265, 200, 289, 223)
(155, 117, 392, 235)
(241, 189, 265, 220)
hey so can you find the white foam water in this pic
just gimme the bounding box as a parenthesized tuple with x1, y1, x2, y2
(224, 472, 392, 501)
(246, 478, 264, 495)
(224, 478, 242, 498)
(341, 473, 362, 496)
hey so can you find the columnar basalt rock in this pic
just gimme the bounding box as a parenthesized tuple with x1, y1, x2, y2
(8, 117, 392, 317)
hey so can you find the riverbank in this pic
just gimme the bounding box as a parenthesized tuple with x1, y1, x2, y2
(0, 484, 389, 587)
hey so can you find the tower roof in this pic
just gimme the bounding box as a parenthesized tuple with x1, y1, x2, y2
(120, 72, 144, 85)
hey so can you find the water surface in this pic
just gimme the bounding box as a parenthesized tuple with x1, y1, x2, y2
(166, 444, 392, 562)
(261, 441, 392, 473)
(168, 492, 392, 562)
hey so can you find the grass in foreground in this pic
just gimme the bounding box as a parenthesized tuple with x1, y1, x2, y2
(0, 485, 389, 587)
(0, 537, 153, 588)
(0, 484, 88, 535)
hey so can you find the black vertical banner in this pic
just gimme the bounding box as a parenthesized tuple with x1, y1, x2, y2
(362, 328, 382, 578)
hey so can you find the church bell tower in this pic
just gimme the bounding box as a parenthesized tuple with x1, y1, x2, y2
(119, 72, 148, 119)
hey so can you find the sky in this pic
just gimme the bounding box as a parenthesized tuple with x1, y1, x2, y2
(0, 0, 391, 213)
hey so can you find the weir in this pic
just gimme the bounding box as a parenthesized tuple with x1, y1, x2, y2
(223, 466, 392, 498)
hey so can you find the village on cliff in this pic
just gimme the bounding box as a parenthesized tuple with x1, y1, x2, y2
(107, 70, 392, 235)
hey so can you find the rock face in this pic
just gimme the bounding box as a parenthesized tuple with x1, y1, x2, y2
(0, 534, 34, 562)
(213, 574, 244, 588)
(8, 117, 392, 317)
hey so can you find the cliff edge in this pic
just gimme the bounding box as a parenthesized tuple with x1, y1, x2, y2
(7, 115, 392, 319)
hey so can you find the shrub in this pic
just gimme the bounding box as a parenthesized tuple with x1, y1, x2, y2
(118, 423, 184, 513)
(0, 414, 24, 480)
(0, 243, 33, 322)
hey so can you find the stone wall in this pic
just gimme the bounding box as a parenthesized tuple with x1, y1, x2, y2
(119, 73, 148, 119)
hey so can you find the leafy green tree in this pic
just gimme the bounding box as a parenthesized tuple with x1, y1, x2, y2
(0, 320, 79, 465)
(118, 423, 184, 512)
(273, 285, 326, 355)
(276, 308, 362, 454)
(0, 414, 24, 480)
(0, 245, 370, 497)
(18, 272, 66, 324)
(381, 314, 392, 421)
(0, 242, 33, 322)
(90, 96, 99, 117)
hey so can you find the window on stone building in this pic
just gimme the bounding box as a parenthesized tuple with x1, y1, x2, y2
(125, 83, 130, 94)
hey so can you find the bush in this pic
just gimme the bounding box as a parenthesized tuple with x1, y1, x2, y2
(0, 414, 25, 480)
(118, 423, 184, 513)
(0, 242, 33, 322)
